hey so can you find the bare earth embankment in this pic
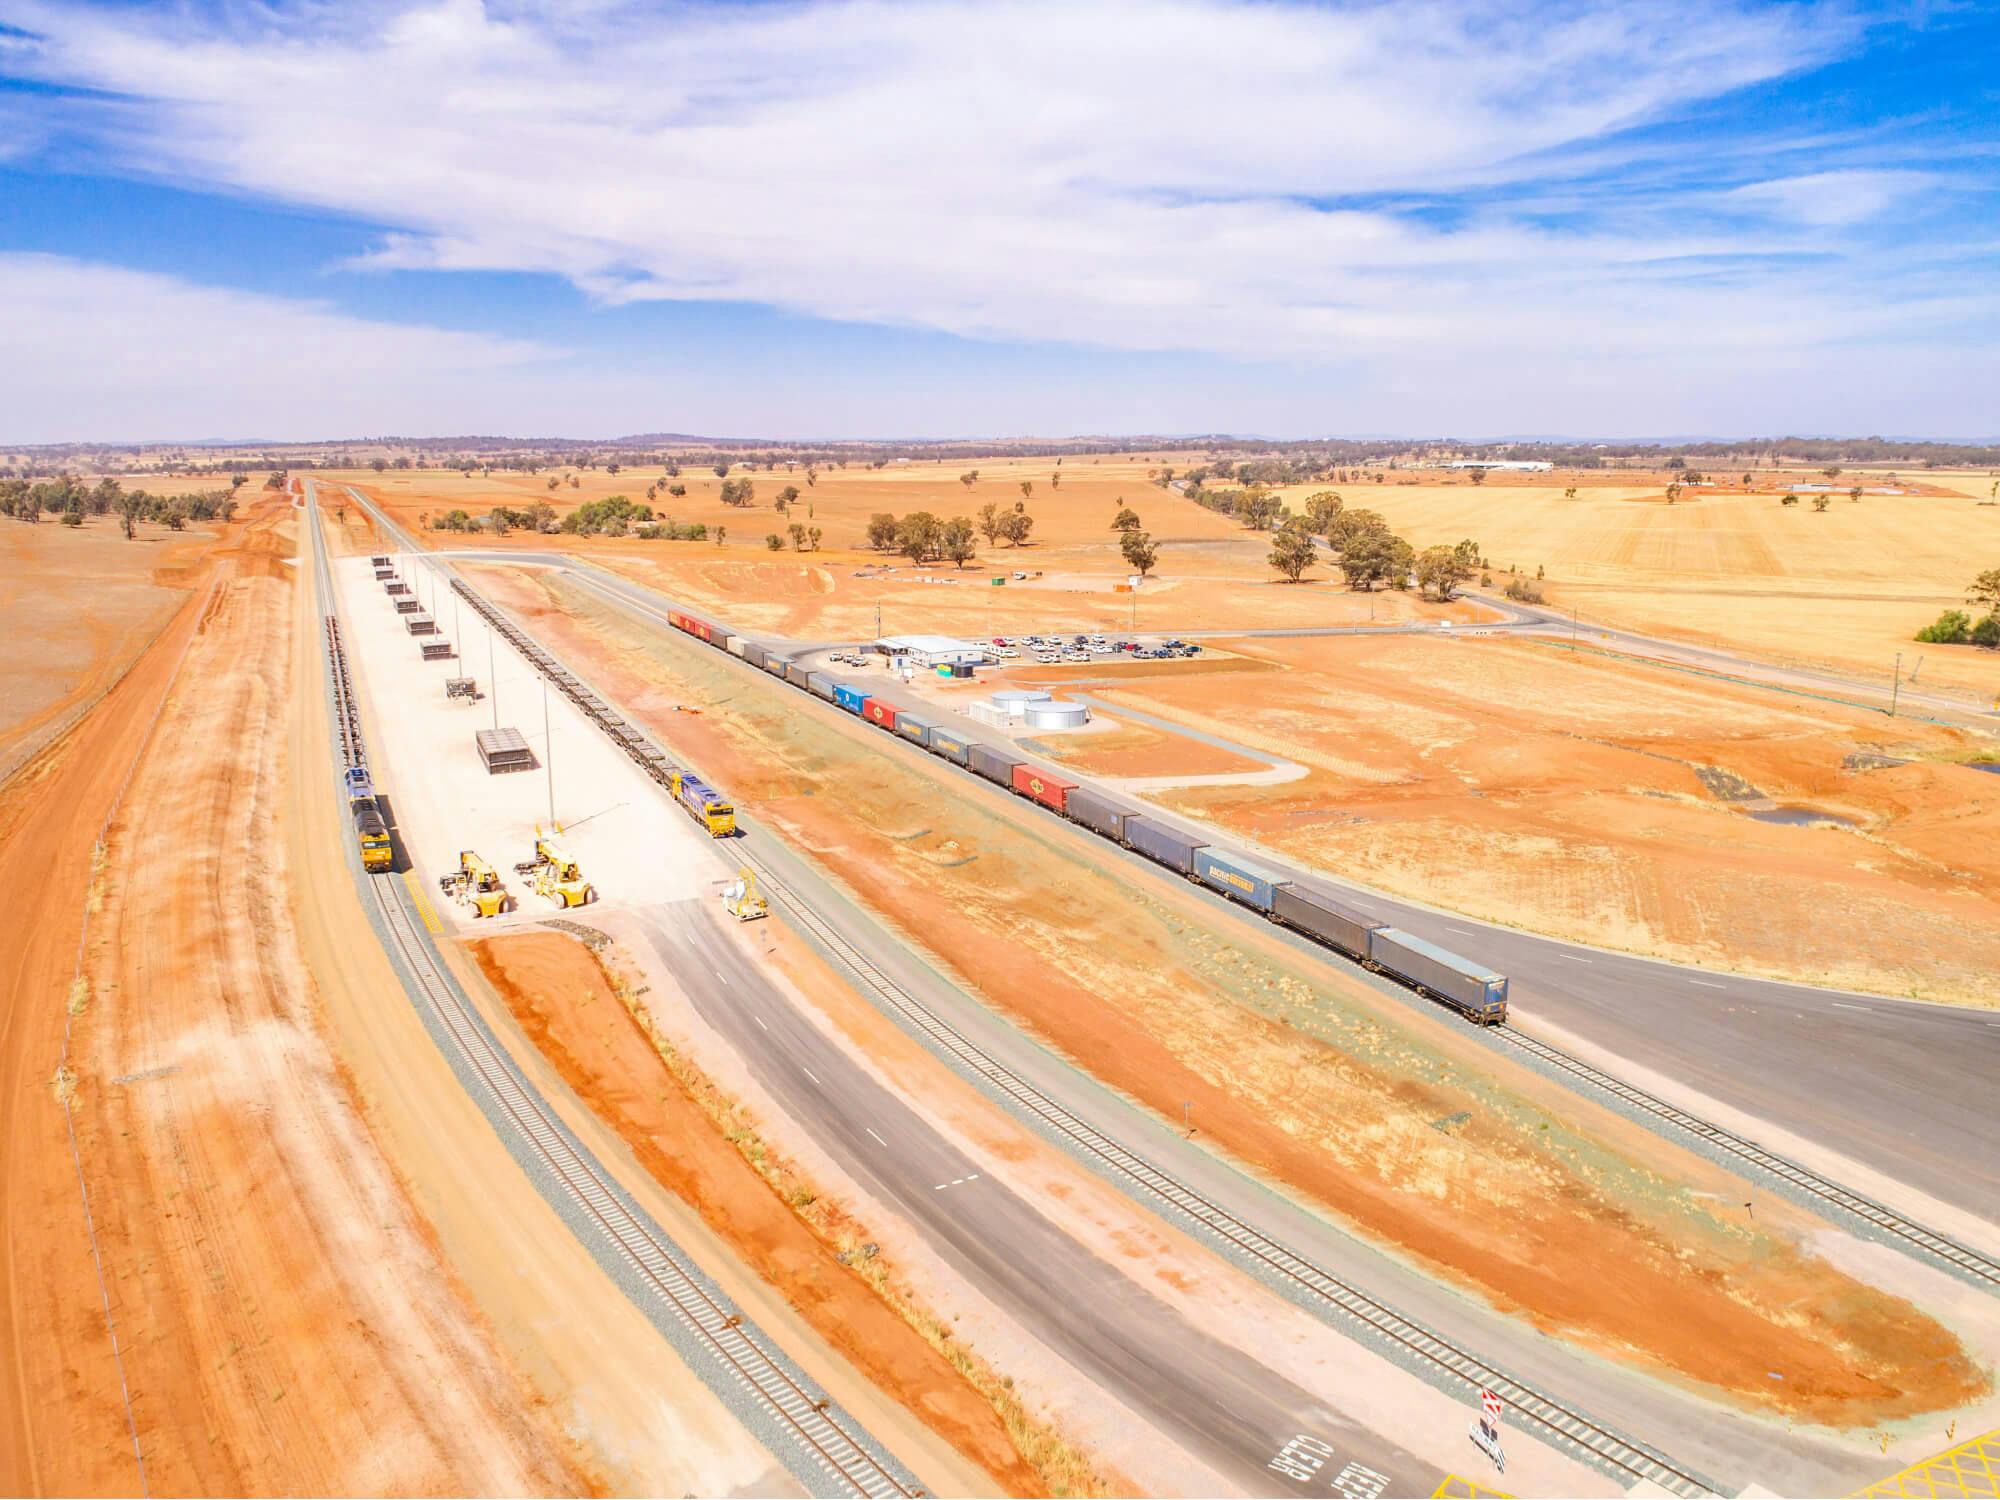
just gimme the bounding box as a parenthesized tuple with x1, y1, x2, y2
(474, 561, 1990, 1432)
(0, 501, 587, 1494)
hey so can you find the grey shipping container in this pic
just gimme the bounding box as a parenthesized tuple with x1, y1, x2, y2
(897, 713, 936, 745)
(805, 671, 836, 701)
(968, 743, 1023, 787)
(1193, 846, 1286, 912)
(1272, 883, 1382, 959)
(742, 642, 768, 670)
(1065, 786, 1137, 842)
(928, 726, 972, 765)
(1122, 816, 1206, 875)
(764, 653, 793, 678)
(1368, 927, 1508, 1024)
(786, 661, 814, 688)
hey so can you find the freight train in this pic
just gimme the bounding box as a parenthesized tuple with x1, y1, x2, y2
(344, 766, 394, 873)
(670, 768, 737, 837)
(660, 608, 1508, 1024)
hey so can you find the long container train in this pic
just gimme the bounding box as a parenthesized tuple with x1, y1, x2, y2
(657, 609, 1507, 1024)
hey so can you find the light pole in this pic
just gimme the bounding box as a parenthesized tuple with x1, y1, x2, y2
(1890, 651, 1902, 717)
(489, 624, 498, 731)
(543, 673, 555, 825)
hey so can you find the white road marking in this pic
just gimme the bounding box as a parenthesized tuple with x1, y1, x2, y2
(754, 1015, 768, 1032)
(1832, 1002, 1872, 1012)
(1447, 926, 1475, 936)
(1561, 953, 1593, 964)
(866, 1127, 887, 1147)
(715, 970, 731, 987)
(802, 1066, 821, 1085)
(1690, 979, 1726, 989)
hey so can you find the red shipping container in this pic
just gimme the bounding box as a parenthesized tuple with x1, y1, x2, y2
(1011, 763, 1076, 811)
(668, 609, 687, 632)
(688, 617, 713, 642)
(862, 697, 900, 731)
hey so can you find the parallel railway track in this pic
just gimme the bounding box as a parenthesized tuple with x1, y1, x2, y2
(435, 552, 1718, 1498)
(305, 485, 911, 1500)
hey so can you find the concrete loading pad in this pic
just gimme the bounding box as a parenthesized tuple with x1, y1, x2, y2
(329, 551, 720, 933)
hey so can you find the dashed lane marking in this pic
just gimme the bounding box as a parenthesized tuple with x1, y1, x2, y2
(755, 1015, 769, 1032)
(802, 1066, 821, 1086)
(1833, 1003, 1872, 1012)
(1690, 979, 1726, 989)
(1561, 953, 1593, 964)
(866, 1128, 887, 1147)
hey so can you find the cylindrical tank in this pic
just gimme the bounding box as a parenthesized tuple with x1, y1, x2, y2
(1023, 702, 1089, 729)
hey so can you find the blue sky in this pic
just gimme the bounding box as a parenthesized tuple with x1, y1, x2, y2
(1, 0, 1995, 443)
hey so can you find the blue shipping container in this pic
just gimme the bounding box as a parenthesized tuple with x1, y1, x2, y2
(832, 683, 867, 714)
(1193, 847, 1286, 913)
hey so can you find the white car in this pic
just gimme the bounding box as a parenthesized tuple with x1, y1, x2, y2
(1062, 649, 1090, 663)
(994, 645, 1019, 658)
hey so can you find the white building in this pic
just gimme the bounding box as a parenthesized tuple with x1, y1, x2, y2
(1438, 459, 1554, 472)
(874, 634, 989, 668)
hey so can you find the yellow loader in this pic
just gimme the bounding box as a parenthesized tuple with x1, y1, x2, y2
(516, 825, 593, 909)
(439, 850, 510, 918)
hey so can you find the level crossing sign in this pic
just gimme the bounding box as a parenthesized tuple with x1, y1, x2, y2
(1481, 1388, 1504, 1425)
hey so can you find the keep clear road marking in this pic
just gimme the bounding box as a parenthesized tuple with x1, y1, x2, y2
(866, 1127, 888, 1147)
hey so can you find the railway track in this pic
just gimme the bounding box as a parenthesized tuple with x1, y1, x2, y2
(1496, 1027, 2000, 1292)
(304, 485, 911, 1500)
(430, 551, 1717, 1497)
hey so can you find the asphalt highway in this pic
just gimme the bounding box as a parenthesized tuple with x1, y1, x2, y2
(464, 550, 2000, 1226)
(644, 903, 1432, 1497)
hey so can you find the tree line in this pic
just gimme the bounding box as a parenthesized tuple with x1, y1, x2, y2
(1916, 569, 2000, 648)
(0, 475, 242, 536)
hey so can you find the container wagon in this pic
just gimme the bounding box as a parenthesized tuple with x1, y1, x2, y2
(786, 661, 813, 688)
(1368, 928, 1507, 1024)
(742, 642, 767, 670)
(897, 713, 936, 746)
(1122, 816, 1206, 875)
(833, 683, 867, 714)
(968, 744, 1023, 788)
(1271, 883, 1382, 961)
(862, 697, 900, 732)
(1011, 764, 1075, 811)
(1192, 847, 1285, 912)
(670, 770, 737, 837)
(805, 671, 837, 702)
(1064, 786, 1138, 842)
(927, 727, 973, 765)
(764, 654, 791, 678)
(725, 635, 746, 657)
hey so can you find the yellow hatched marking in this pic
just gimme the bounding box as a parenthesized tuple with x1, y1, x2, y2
(401, 870, 445, 935)
(1855, 1427, 2000, 1498)
(1431, 1478, 1512, 1499)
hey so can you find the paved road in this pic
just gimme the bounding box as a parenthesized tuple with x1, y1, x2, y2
(643, 903, 1432, 1497)
(454, 552, 2000, 1225)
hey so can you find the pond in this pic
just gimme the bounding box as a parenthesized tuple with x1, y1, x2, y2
(1741, 804, 1857, 828)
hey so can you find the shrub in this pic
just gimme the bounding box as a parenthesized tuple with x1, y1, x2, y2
(1972, 614, 2000, 649)
(1503, 577, 1545, 604)
(59, 511, 83, 527)
(1915, 609, 1972, 644)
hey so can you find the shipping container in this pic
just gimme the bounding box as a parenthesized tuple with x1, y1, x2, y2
(1368, 928, 1508, 1024)
(1123, 816, 1206, 875)
(805, 671, 836, 701)
(667, 609, 686, 631)
(968, 743, 1023, 787)
(833, 683, 867, 714)
(1065, 786, 1138, 842)
(684, 616, 715, 643)
(862, 697, 901, 732)
(741, 642, 767, 671)
(897, 713, 936, 745)
(1011, 763, 1076, 811)
(723, 634, 744, 657)
(928, 727, 973, 765)
(1271, 883, 1382, 959)
(1193, 847, 1286, 913)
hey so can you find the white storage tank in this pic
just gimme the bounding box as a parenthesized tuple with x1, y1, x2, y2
(990, 688, 1053, 719)
(1024, 701, 1090, 730)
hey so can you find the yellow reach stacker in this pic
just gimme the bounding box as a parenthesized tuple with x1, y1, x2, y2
(722, 866, 767, 921)
(440, 850, 510, 918)
(516, 825, 593, 909)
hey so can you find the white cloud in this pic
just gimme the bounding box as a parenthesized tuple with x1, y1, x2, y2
(2, 0, 1995, 436)
(0, 253, 560, 441)
(1725, 168, 1936, 226)
(0, 0, 1890, 363)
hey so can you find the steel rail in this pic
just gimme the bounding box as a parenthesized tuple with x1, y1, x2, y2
(304, 485, 910, 1500)
(436, 560, 1718, 1499)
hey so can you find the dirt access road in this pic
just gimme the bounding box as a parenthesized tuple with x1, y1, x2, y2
(0, 499, 586, 1494)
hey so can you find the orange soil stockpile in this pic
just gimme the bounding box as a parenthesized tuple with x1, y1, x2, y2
(467, 929, 1043, 1496)
(473, 562, 1988, 1430)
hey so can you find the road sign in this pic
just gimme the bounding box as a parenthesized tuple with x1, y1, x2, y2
(1481, 1388, 1504, 1424)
